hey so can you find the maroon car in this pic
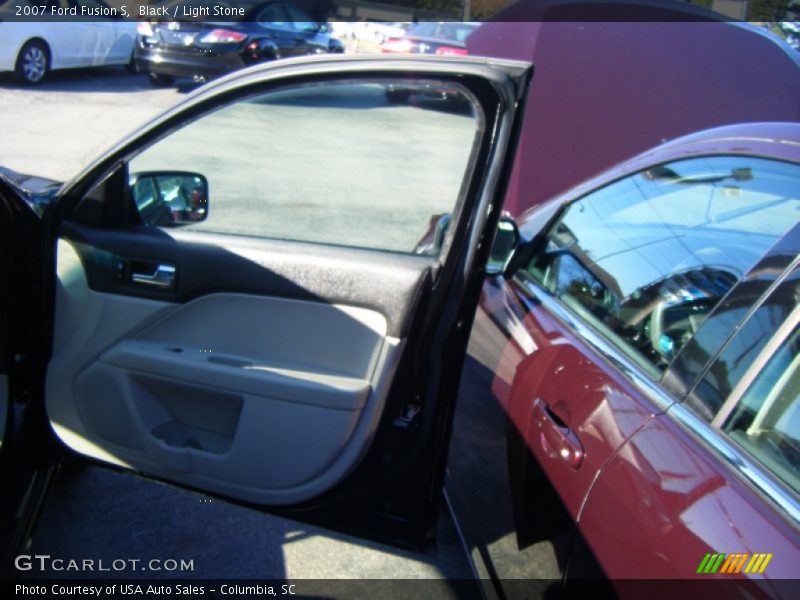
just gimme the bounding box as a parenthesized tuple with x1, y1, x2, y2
(453, 121, 800, 593)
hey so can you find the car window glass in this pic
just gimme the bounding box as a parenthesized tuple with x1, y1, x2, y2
(255, 5, 293, 30)
(663, 228, 800, 401)
(128, 80, 482, 255)
(408, 23, 437, 37)
(526, 157, 800, 378)
(684, 267, 800, 420)
(719, 321, 800, 495)
(440, 23, 477, 41)
(283, 5, 316, 33)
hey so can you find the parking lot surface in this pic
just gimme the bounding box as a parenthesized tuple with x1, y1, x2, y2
(0, 68, 181, 182)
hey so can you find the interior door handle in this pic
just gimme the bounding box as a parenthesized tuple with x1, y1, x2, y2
(131, 264, 176, 289)
(532, 398, 584, 469)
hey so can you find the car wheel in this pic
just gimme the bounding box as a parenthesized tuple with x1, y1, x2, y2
(125, 53, 138, 74)
(148, 72, 175, 88)
(385, 88, 411, 104)
(15, 40, 50, 85)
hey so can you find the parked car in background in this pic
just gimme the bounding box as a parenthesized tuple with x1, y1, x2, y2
(133, 0, 343, 86)
(332, 21, 410, 44)
(0, 0, 136, 84)
(379, 21, 479, 103)
(381, 21, 479, 55)
(465, 122, 800, 588)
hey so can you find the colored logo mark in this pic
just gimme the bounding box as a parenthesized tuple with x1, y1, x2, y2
(696, 552, 773, 574)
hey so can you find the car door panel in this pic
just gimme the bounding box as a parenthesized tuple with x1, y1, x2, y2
(570, 258, 800, 583)
(580, 409, 800, 585)
(46, 22, 98, 69)
(48, 230, 414, 504)
(58, 222, 431, 337)
(501, 276, 665, 520)
(23, 57, 532, 546)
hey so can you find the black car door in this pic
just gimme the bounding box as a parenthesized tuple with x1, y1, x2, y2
(1, 55, 531, 549)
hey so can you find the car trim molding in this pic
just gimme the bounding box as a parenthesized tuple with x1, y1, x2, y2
(667, 402, 800, 525)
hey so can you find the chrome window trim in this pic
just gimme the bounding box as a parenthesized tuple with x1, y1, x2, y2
(514, 272, 676, 413)
(711, 304, 800, 429)
(668, 402, 800, 525)
(678, 254, 800, 408)
(514, 273, 800, 525)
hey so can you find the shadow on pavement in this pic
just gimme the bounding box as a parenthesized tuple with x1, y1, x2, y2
(0, 67, 179, 94)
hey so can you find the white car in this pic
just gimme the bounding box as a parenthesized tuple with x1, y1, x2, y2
(331, 21, 410, 44)
(0, 0, 136, 84)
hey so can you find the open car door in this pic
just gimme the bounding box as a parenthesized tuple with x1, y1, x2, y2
(17, 55, 531, 548)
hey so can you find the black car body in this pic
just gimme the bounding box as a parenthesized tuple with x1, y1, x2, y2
(134, 0, 343, 85)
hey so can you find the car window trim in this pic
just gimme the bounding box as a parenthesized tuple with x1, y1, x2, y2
(710, 303, 800, 428)
(676, 254, 800, 409)
(666, 401, 800, 525)
(514, 224, 800, 523)
(659, 245, 800, 526)
(512, 271, 677, 413)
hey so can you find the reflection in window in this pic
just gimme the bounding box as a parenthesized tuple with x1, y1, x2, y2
(684, 270, 800, 421)
(720, 323, 800, 495)
(527, 156, 800, 377)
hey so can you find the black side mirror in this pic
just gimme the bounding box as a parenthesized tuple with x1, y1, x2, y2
(485, 216, 519, 276)
(131, 171, 208, 228)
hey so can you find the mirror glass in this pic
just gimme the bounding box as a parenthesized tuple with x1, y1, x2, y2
(131, 171, 208, 227)
(486, 217, 519, 275)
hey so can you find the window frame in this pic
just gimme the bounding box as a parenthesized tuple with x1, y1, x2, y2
(517, 154, 800, 383)
(509, 151, 800, 525)
(122, 76, 487, 258)
(662, 251, 800, 522)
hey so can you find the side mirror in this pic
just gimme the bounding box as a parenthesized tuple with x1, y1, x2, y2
(317, 23, 330, 34)
(485, 216, 519, 276)
(131, 171, 208, 227)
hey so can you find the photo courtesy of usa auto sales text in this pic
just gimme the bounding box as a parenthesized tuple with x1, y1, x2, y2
(16, 584, 299, 596)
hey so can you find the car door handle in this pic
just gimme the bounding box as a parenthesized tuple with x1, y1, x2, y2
(131, 263, 176, 289)
(532, 398, 584, 469)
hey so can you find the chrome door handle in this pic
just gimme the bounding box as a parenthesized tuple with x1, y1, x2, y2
(532, 398, 585, 469)
(131, 264, 176, 289)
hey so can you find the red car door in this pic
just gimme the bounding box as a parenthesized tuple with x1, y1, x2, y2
(474, 131, 800, 581)
(580, 260, 800, 589)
